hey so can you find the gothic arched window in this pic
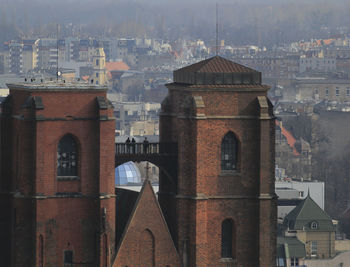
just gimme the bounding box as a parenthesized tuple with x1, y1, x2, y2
(57, 134, 78, 177)
(221, 219, 235, 258)
(221, 132, 238, 171)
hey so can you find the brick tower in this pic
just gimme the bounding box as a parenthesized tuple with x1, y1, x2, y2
(159, 56, 276, 267)
(0, 82, 115, 266)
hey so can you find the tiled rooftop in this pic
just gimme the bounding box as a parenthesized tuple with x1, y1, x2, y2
(173, 56, 261, 85)
(175, 56, 257, 73)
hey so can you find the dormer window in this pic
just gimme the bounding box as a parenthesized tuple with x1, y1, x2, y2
(311, 221, 318, 230)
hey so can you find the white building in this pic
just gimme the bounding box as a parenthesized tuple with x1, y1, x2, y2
(276, 180, 325, 220)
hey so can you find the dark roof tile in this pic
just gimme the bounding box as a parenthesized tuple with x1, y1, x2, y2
(175, 56, 257, 74)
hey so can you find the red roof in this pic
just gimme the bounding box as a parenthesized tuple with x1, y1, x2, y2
(276, 120, 300, 156)
(105, 61, 130, 72)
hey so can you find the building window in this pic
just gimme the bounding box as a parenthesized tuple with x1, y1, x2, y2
(221, 219, 235, 258)
(64, 250, 73, 265)
(315, 88, 319, 94)
(276, 258, 285, 267)
(96, 59, 99, 66)
(96, 80, 99, 85)
(291, 257, 299, 266)
(311, 221, 318, 230)
(325, 88, 329, 96)
(311, 241, 318, 256)
(336, 87, 340, 96)
(96, 72, 99, 78)
(347, 88, 350, 96)
(221, 132, 238, 171)
(57, 135, 78, 177)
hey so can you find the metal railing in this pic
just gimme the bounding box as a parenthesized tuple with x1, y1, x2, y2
(115, 142, 177, 155)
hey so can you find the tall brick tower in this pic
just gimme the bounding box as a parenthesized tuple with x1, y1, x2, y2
(159, 56, 276, 267)
(0, 82, 115, 266)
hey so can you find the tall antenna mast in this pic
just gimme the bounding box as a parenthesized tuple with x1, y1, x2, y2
(56, 24, 59, 81)
(216, 3, 218, 56)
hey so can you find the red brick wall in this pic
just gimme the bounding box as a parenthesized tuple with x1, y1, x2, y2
(113, 182, 180, 267)
(1, 86, 116, 267)
(159, 85, 276, 267)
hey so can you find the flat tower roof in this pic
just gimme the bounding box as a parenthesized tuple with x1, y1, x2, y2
(6, 82, 108, 91)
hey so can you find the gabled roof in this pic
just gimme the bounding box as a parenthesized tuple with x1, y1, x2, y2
(284, 193, 334, 232)
(175, 56, 257, 73)
(113, 180, 180, 267)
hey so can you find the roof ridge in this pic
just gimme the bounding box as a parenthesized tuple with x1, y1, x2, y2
(294, 196, 308, 220)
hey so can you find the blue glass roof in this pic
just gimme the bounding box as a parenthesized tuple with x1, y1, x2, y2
(115, 161, 142, 185)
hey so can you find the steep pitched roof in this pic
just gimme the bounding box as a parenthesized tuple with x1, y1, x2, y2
(113, 180, 180, 267)
(175, 56, 257, 73)
(284, 193, 334, 231)
(275, 120, 300, 156)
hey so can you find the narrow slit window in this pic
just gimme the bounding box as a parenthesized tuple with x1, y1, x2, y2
(221, 219, 234, 258)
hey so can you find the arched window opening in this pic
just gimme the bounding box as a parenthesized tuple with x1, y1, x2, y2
(221, 219, 235, 258)
(311, 221, 318, 230)
(38, 235, 44, 267)
(221, 132, 238, 171)
(57, 135, 78, 177)
(139, 229, 155, 267)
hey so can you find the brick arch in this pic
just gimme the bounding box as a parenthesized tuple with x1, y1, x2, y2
(56, 133, 81, 151)
(139, 229, 155, 267)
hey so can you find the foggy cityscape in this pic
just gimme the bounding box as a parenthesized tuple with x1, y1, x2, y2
(1, 0, 350, 266)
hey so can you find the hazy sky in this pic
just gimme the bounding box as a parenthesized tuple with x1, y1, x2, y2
(1, 0, 350, 46)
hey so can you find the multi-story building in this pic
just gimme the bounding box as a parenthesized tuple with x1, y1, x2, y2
(283, 194, 336, 259)
(3, 40, 39, 74)
(299, 55, 336, 73)
(21, 39, 39, 73)
(295, 78, 350, 103)
(91, 45, 107, 85)
(37, 38, 66, 70)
